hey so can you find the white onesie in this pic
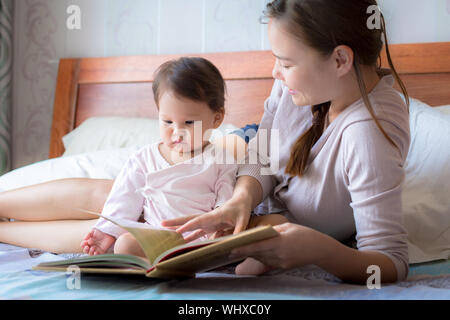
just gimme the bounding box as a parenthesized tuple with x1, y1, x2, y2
(94, 141, 238, 238)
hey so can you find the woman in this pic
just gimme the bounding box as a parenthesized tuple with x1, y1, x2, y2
(163, 0, 411, 284)
(0, 0, 409, 284)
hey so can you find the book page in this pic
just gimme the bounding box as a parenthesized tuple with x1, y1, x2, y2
(147, 225, 279, 278)
(67, 207, 185, 265)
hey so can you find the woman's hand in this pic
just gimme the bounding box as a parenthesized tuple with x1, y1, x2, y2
(161, 194, 252, 242)
(229, 222, 327, 275)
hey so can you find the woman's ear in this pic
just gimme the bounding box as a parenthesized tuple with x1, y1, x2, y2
(333, 45, 354, 78)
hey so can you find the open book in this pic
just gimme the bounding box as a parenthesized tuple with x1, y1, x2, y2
(32, 210, 279, 279)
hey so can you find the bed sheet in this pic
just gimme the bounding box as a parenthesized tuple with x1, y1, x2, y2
(0, 243, 448, 300)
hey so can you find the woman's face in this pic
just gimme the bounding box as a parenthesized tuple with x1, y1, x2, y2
(268, 19, 337, 107)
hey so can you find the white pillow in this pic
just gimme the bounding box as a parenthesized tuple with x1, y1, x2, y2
(402, 98, 450, 263)
(436, 104, 450, 115)
(62, 117, 161, 156)
(62, 117, 239, 156)
(0, 148, 136, 192)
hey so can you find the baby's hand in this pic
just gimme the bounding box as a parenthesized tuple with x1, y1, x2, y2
(80, 229, 115, 256)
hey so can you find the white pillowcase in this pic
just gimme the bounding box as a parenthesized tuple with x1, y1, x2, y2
(402, 99, 450, 263)
(62, 117, 160, 156)
(436, 104, 450, 115)
(0, 148, 137, 192)
(62, 117, 239, 156)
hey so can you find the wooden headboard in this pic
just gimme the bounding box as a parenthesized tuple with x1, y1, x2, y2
(49, 42, 450, 158)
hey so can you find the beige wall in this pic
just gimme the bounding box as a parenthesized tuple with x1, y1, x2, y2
(11, 0, 450, 169)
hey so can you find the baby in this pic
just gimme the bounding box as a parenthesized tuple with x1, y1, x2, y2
(80, 57, 287, 257)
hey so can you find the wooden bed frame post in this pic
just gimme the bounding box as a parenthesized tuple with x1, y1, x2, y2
(49, 59, 80, 159)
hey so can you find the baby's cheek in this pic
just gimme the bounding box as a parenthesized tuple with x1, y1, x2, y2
(160, 130, 171, 142)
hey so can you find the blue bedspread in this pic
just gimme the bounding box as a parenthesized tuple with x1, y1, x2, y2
(0, 244, 448, 300)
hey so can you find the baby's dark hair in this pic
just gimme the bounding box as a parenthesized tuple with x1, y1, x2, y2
(152, 57, 226, 112)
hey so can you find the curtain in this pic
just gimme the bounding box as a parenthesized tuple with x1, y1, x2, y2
(0, 0, 13, 175)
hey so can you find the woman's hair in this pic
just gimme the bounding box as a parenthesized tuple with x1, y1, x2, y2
(263, 0, 409, 177)
(152, 57, 226, 113)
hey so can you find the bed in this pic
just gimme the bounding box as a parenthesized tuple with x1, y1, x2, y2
(0, 42, 449, 300)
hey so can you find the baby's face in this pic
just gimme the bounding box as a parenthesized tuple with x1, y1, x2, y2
(157, 91, 223, 154)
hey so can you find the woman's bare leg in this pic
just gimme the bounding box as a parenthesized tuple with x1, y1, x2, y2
(114, 232, 146, 258)
(0, 178, 114, 221)
(0, 219, 98, 253)
(235, 213, 289, 276)
(0, 178, 114, 253)
(247, 213, 289, 228)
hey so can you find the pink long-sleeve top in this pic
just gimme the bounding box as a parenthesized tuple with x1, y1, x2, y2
(95, 142, 237, 239)
(238, 72, 410, 281)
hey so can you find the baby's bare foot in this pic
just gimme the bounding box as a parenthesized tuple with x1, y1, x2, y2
(235, 257, 274, 276)
(80, 229, 115, 256)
